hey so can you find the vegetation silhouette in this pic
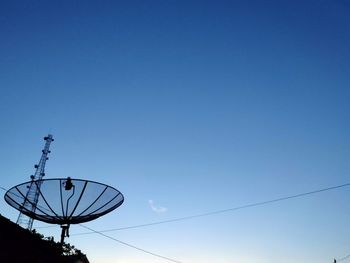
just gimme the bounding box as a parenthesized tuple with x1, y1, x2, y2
(0, 214, 89, 263)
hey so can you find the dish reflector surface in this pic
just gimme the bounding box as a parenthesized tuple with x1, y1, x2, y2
(5, 178, 124, 224)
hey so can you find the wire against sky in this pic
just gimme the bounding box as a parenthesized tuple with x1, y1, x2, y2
(337, 253, 350, 262)
(73, 182, 350, 235)
(1, 183, 350, 262)
(0, 186, 182, 263)
(79, 224, 183, 263)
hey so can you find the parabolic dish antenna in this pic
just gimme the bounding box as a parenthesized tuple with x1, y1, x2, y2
(4, 177, 124, 250)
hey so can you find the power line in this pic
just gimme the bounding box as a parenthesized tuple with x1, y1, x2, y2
(0, 186, 9, 192)
(2, 183, 350, 263)
(0, 185, 183, 263)
(33, 225, 56, 229)
(337, 253, 350, 262)
(79, 224, 183, 263)
(73, 182, 350, 236)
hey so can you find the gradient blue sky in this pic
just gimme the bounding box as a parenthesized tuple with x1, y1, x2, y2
(1, 1, 350, 262)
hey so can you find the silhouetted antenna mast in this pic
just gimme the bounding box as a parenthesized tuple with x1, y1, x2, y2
(5, 134, 124, 255)
(16, 134, 54, 230)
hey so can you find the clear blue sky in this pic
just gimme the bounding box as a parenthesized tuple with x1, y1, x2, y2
(1, 1, 349, 262)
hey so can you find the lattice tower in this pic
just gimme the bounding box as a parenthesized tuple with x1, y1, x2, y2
(16, 134, 54, 229)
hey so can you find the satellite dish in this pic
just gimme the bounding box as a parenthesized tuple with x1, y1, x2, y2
(4, 178, 124, 251)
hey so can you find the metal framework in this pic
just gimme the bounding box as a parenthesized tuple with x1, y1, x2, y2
(16, 134, 54, 230)
(5, 177, 124, 251)
(7, 178, 124, 224)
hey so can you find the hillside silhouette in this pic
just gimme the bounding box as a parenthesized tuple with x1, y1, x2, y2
(0, 214, 89, 263)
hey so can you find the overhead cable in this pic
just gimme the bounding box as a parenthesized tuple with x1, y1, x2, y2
(0, 186, 183, 263)
(336, 253, 350, 262)
(73, 182, 350, 236)
(79, 224, 183, 263)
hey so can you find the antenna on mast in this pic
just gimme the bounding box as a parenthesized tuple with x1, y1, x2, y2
(16, 134, 54, 230)
(5, 134, 124, 254)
